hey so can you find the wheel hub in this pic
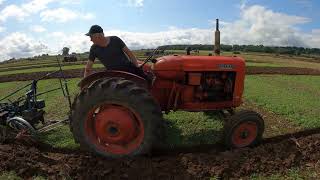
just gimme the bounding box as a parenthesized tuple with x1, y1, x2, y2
(240, 131, 249, 139)
(232, 122, 257, 148)
(107, 126, 119, 136)
(94, 106, 138, 144)
(85, 104, 144, 155)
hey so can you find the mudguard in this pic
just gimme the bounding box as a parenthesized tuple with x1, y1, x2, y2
(78, 70, 149, 90)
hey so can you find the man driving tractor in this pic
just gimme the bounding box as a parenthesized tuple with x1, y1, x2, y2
(84, 25, 148, 79)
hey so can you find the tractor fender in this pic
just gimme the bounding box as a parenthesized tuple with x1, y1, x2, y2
(78, 70, 149, 90)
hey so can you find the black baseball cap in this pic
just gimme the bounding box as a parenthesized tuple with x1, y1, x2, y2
(85, 25, 103, 36)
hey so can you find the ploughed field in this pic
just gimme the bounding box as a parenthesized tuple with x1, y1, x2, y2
(0, 51, 320, 179)
(2, 131, 320, 179)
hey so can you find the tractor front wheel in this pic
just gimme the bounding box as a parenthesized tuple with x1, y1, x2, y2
(223, 110, 264, 148)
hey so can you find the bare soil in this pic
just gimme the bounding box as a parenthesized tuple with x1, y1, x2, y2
(1, 129, 320, 179)
(0, 66, 320, 83)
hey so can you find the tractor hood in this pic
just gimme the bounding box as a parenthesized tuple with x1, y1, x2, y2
(153, 55, 245, 72)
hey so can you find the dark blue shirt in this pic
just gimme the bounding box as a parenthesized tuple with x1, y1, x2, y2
(88, 36, 132, 69)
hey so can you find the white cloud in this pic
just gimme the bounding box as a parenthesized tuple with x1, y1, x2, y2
(59, 0, 81, 5)
(45, 28, 211, 55)
(83, 13, 95, 20)
(40, 8, 77, 23)
(0, 5, 28, 22)
(0, 0, 93, 23)
(312, 29, 320, 34)
(56, 29, 201, 53)
(0, 0, 53, 22)
(106, 28, 212, 50)
(0, 26, 5, 32)
(45, 31, 91, 55)
(219, 5, 315, 47)
(21, 0, 55, 14)
(30, 25, 46, 33)
(40, 8, 95, 23)
(2, 25, 320, 61)
(50, 31, 65, 38)
(0, 32, 49, 61)
(242, 5, 309, 26)
(127, 0, 144, 7)
(307, 29, 320, 48)
(0, 0, 5, 5)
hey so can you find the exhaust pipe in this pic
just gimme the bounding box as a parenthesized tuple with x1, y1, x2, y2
(214, 19, 220, 56)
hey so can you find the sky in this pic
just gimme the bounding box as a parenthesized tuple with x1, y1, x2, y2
(0, 0, 319, 61)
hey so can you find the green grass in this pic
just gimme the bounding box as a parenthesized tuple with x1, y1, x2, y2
(39, 125, 79, 149)
(0, 171, 46, 180)
(0, 171, 21, 180)
(36, 78, 80, 120)
(0, 78, 80, 120)
(250, 167, 320, 179)
(164, 111, 223, 146)
(245, 75, 320, 128)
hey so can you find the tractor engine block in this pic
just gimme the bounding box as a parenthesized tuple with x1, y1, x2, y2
(187, 72, 235, 102)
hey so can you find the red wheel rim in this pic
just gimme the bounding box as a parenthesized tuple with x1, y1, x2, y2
(85, 103, 144, 155)
(231, 121, 258, 148)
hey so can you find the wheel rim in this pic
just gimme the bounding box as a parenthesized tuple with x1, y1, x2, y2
(85, 104, 144, 155)
(231, 121, 258, 148)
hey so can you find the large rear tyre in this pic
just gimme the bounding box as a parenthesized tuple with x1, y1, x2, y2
(223, 110, 264, 148)
(70, 77, 164, 158)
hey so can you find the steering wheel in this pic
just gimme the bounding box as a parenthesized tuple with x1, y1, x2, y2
(139, 47, 163, 69)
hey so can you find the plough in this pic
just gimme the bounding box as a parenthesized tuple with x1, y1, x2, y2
(0, 57, 72, 142)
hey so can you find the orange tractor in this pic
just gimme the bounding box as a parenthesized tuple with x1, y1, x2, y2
(70, 20, 265, 158)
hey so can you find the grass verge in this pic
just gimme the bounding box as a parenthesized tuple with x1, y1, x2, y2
(245, 75, 320, 128)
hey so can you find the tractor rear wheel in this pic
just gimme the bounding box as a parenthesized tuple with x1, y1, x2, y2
(70, 77, 164, 158)
(223, 110, 264, 148)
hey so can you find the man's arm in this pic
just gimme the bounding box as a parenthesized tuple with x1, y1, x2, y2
(123, 46, 139, 67)
(84, 60, 94, 78)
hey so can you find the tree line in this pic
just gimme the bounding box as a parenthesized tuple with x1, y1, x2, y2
(159, 44, 320, 56)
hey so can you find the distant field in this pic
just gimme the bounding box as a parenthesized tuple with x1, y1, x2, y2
(245, 62, 282, 67)
(1, 50, 319, 76)
(0, 61, 87, 73)
(0, 53, 89, 66)
(0, 59, 87, 72)
(0, 63, 104, 76)
(242, 53, 320, 70)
